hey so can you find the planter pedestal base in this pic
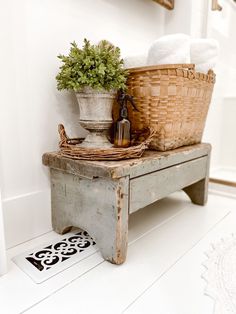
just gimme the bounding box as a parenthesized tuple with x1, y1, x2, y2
(78, 131, 113, 148)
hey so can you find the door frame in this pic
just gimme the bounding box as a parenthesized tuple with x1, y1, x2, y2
(0, 189, 7, 276)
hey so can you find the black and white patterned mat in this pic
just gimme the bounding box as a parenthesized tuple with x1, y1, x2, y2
(12, 229, 97, 283)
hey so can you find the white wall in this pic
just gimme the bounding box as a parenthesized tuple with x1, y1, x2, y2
(0, 0, 165, 248)
(2, 0, 231, 248)
(164, 0, 222, 170)
(219, 98, 236, 168)
(165, 0, 208, 37)
(0, 144, 7, 274)
(164, 0, 227, 171)
(164, 0, 193, 35)
(205, 0, 236, 172)
(0, 193, 7, 276)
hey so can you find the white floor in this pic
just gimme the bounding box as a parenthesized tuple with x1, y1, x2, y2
(1, 189, 236, 314)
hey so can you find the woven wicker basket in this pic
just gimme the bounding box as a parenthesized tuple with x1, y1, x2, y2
(122, 63, 215, 151)
(58, 124, 155, 161)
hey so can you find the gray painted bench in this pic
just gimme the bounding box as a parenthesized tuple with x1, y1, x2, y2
(43, 143, 211, 264)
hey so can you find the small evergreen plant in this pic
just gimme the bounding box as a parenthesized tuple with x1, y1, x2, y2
(56, 39, 128, 92)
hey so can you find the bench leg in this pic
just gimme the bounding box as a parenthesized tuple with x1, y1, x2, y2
(183, 152, 210, 206)
(183, 177, 209, 205)
(50, 169, 129, 265)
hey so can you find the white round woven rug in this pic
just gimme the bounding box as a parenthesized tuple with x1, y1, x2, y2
(203, 235, 236, 314)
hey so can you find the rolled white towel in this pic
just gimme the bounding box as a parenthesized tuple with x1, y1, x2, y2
(123, 54, 147, 69)
(195, 59, 218, 74)
(190, 38, 219, 73)
(147, 34, 191, 66)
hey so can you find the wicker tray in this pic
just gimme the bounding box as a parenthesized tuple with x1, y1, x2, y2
(58, 124, 155, 161)
(113, 63, 216, 151)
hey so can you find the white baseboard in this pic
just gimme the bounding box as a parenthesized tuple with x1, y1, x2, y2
(2, 190, 52, 249)
(210, 167, 236, 183)
(209, 182, 236, 200)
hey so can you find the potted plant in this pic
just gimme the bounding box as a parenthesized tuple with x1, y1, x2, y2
(56, 39, 128, 148)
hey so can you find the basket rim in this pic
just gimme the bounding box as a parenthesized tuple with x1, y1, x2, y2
(127, 63, 195, 73)
(126, 63, 216, 83)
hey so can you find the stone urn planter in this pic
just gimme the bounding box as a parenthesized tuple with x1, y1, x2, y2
(56, 39, 128, 148)
(75, 87, 117, 148)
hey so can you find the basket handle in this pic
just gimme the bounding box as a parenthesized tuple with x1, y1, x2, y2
(206, 69, 216, 83)
(177, 64, 195, 70)
(177, 64, 196, 80)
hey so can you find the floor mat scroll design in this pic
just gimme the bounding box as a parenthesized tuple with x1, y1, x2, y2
(13, 229, 97, 283)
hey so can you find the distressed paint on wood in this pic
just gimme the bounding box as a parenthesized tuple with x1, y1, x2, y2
(130, 156, 208, 213)
(183, 151, 211, 206)
(43, 144, 211, 264)
(43, 144, 211, 179)
(51, 169, 129, 264)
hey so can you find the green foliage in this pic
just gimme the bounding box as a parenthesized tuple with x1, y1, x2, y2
(56, 39, 128, 92)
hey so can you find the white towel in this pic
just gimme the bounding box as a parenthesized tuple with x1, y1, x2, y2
(123, 54, 147, 69)
(147, 34, 191, 66)
(190, 38, 219, 73)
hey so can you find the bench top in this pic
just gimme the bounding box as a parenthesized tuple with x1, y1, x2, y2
(42, 143, 211, 179)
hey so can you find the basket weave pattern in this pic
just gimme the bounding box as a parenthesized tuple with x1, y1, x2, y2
(125, 64, 215, 151)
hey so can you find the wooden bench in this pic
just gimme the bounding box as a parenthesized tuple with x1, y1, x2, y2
(43, 143, 211, 264)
